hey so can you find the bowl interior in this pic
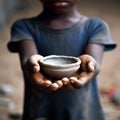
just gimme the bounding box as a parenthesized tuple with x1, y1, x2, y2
(40, 55, 81, 79)
(40, 55, 80, 66)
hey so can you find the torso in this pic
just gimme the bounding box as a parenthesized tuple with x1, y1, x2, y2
(22, 15, 105, 120)
(37, 11, 82, 29)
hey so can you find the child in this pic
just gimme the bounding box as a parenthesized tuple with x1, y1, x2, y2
(7, 0, 116, 120)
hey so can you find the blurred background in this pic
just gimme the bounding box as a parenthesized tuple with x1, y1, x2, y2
(0, 0, 120, 120)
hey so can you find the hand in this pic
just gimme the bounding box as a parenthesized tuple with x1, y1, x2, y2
(65, 54, 97, 91)
(25, 54, 69, 92)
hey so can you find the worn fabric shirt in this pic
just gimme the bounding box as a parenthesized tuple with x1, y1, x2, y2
(8, 15, 116, 120)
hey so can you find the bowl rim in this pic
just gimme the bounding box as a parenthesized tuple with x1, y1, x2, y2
(40, 55, 81, 68)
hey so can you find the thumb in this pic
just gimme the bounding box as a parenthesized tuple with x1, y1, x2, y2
(32, 63, 40, 72)
(88, 62, 95, 72)
(27, 55, 43, 72)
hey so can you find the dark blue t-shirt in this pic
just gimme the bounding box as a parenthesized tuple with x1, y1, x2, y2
(8, 15, 116, 120)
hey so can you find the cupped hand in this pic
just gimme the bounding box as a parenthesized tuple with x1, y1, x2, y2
(25, 54, 70, 92)
(25, 54, 97, 92)
(65, 54, 97, 91)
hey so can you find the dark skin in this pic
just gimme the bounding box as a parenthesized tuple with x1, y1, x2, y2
(18, 0, 105, 92)
(39, 0, 81, 29)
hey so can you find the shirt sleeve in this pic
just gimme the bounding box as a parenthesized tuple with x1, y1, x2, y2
(7, 19, 34, 52)
(88, 18, 117, 51)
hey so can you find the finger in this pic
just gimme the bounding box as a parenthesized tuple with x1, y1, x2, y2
(55, 80, 63, 88)
(69, 77, 77, 83)
(50, 83, 59, 91)
(33, 65, 40, 72)
(27, 60, 40, 72)
(69, 77, 84, 88)
(43, 80, 52, 87)
(88, 62, 95, 72)
(28, 55, 43, 72)
(30, 54, 43, 64)
(62, 77, 69, 85)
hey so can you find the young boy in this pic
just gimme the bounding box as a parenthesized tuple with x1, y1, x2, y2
(7, 0, 116, 120)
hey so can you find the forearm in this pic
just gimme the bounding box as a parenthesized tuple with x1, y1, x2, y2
(75, 44, 105, 85)
(84, 43, 105, 76)
(17, 40, 39, 71)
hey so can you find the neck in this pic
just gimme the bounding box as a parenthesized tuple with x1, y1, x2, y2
(39, 8, 81, 29)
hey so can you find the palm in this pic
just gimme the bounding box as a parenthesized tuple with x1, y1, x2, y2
(67, 55, 96, 90)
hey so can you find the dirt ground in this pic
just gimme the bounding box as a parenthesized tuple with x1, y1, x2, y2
(0, 0, 120, 120)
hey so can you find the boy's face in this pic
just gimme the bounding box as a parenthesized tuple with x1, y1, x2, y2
(40, 0, 79, 14)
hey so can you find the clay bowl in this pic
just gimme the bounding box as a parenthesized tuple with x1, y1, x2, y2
(40, 55, 81, 79)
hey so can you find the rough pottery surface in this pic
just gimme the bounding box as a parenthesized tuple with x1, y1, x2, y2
(40, 55, 81, 79)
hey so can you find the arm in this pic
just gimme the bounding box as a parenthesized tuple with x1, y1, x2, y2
(84, 43, 105, 75)
(18, 40, 104, 91)
(18, 40, 64, 91)
(68, 43, 105, 90)
(18, 40, 38, 68)
(17, 40, 53, 90)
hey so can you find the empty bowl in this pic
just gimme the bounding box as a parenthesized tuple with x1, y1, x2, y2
(40, 55, 81, 80)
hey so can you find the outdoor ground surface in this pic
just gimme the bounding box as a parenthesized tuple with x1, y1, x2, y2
(0, 0, 120, 120)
